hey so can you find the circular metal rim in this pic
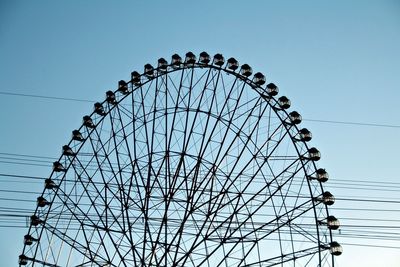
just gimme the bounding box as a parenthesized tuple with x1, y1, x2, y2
(20, 54, 336, 266)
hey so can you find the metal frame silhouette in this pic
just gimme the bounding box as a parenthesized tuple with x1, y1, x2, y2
(19, 52, 341, 266)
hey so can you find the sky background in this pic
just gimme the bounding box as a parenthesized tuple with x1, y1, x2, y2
(0, 0, 399, 266)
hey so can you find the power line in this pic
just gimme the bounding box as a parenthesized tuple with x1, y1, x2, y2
(341, 242, 400, 250)
(0, 160, 51, 168)
(0, 156, 53, 164)
(0, 158, 399, 250)
(0, 91, 93, 103)
(303, 118, 400, 129)
(1, 90, 400, 129)
(1, 152, 400, 186)
(0, 173, 44, 180)
(0, 152, 56, 160)
(335, 197, 400, 204)
(4, 158, 395, 183)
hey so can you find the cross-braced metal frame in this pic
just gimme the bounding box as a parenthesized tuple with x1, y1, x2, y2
(20, 52, 341, 267)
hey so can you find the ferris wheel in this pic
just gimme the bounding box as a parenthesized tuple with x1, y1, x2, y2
(19, 52, 342, 266)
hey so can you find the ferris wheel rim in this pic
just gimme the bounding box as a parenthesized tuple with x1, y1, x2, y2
(20, 52, 341, 267)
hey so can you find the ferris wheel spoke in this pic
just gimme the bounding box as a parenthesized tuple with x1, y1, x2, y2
(181, 68, 215, 156)
(212, 99, 265, 170)
(22, 256, 61, 267)
(286, 220, 320, 244)
(45, 181, 107, 263)
(157, 70, 200, 265)
(131, 89, 147, 213)
(188, 96, 265, 204)
(48, 224, 109, 266)
(192, 70, 221, 153)
(140, 72, 177, 266)
(184, 155, 305, 265)
(135, 83, 156, 265)
(179, 105, 304, 264)
(162, 70, 215, 180)
(86, 130, 128, 232)
(175, 70, 227, 254)
(179, 126, 288, 262)
(198, 199, 315, 267)
(237, 200, 316, 246)
(188, 107, 286, 213)
(79, 223, 102, 266)
(108, 102, 143, 264)
(70, 156, 117, 225)
(240, 245, 320, 267)
(199, 99, 270, 205)
(140, 75, 182, 265)
(40, 198, 111, 265)
(180, 67, 195, 153)
(165, 67, 187, 154)
(165, 68, 227, 177)
(162, 70, 199, 198)
(170, 102, 248, 264)
(196, 81, 247, 165)
(64, 180, 123, 261)
(278, 161, 308, 255)
(270, 175, 296, 259)
(263, 151, 311, 209)
(82, 132, 133, 265)
(179, 72, 241, 205)
(108, 110, 129, 230)
(158, 162, 213, 264)
(145, 161, 193, 264)
(166, 159, 195, 264)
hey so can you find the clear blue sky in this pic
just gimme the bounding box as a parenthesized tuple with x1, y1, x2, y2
(1, 0, 399, 266)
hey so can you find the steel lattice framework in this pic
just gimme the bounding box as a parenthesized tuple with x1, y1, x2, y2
(19, 52, 342, 267)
